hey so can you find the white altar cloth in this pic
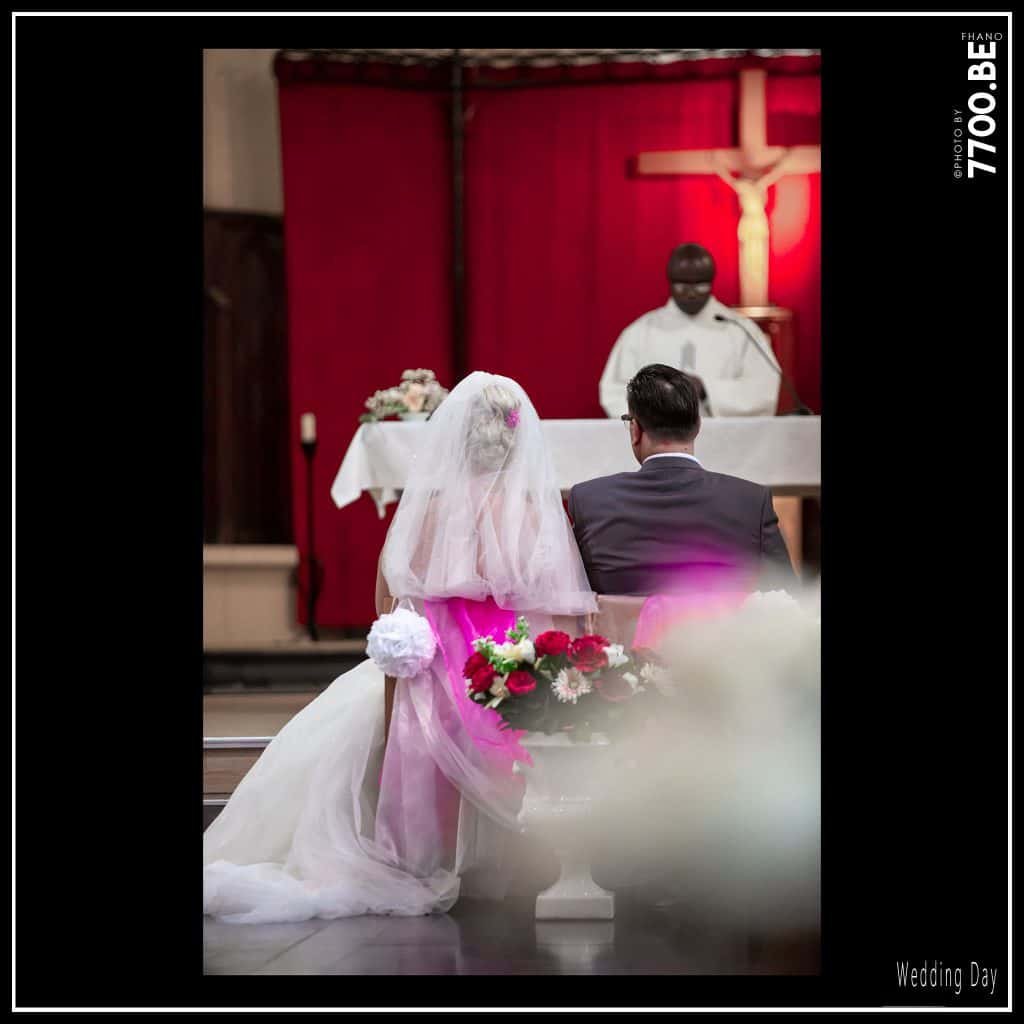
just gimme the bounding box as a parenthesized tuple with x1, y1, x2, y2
(331, 417, 821, 517)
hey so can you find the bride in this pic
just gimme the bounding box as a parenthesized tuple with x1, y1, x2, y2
(204, 371, 597, 924)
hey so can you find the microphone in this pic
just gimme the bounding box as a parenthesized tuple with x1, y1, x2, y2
(713, 313, 814, 416)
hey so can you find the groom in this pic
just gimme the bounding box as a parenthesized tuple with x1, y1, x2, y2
(569, 363, 796, 595)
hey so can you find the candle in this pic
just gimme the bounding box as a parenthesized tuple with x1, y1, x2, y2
(301, 412, 317, 444)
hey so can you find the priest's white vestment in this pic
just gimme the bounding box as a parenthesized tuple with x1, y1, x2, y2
(599, 296, 781, 418)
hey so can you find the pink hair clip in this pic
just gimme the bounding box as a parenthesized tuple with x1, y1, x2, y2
(504, 408, 520, 429)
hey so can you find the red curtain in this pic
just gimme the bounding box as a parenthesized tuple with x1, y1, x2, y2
(464, 72, 821, 418)
(766, 73, 821, 411)
(277, 61, 820, 627)
(278, 82, 452, 627)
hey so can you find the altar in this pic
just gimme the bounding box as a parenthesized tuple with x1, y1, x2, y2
(331, 416, 821, 514)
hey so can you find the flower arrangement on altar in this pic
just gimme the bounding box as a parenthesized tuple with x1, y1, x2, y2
(359, 369, 449, 423)
(464, 616, 674, 740)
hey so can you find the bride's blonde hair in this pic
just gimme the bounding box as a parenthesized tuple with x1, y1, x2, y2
(467, 383, 521, 474)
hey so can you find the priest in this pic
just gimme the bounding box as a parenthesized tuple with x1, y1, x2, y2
(599, 243, 781, 418)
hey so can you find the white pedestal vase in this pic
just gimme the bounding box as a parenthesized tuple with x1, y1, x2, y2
(514, 732, 615, 920)
(397, 411, 430, 421)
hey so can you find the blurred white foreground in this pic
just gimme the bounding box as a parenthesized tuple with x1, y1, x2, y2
(586, 586, 821, 934)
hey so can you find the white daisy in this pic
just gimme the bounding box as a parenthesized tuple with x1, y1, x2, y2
(552, 668, 592, 704)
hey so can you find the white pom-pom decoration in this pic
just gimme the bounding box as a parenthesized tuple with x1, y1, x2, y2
(366, 607, 438, 679)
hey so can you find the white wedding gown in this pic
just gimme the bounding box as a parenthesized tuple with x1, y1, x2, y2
(203, 604, 563, 925)
(204, 657, 461, 923)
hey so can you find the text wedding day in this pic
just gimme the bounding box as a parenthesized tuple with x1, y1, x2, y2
(202, 45, 822, 980)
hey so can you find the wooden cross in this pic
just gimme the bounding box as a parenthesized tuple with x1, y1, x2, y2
(636, 68, 820, 307)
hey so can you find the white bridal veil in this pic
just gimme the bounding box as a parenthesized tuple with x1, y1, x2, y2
(381, 371, 597, 617)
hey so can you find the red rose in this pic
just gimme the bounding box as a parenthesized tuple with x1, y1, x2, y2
(463, 650, 489, 679)
(594, 672, 633, 703)
(506, 670, 536, 696)
(469, 664, 497, 693)
(534, 630, 571, 658)
(569, 635, 610, 672)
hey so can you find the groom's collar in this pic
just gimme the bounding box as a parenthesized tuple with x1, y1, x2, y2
(641, 452, 703, 471)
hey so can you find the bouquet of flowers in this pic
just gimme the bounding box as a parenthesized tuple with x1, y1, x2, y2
(359, 369, 449, 423)
(464, 616, 674, 741)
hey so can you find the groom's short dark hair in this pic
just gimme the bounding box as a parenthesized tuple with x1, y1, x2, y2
(626, 364, 701, 442)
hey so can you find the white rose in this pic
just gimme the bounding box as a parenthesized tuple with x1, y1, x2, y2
(508, 640, 535, 664)
(403, 382, 427, 412)
(604, 643, 629, 669)
(489, 676, 509, 699)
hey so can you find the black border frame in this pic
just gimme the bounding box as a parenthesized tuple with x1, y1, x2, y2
(12, 11, 1012, 1010)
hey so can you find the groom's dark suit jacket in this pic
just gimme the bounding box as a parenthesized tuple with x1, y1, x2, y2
(567, 455, 796, 596)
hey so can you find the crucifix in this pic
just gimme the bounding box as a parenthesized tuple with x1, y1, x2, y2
(636, 68, 820, 307)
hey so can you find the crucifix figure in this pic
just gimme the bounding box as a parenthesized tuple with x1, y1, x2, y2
(636, 68, 820, 306)
(713, 151, 795, 308)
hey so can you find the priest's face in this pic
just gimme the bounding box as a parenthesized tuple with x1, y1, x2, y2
(668, 255, 715, 316)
